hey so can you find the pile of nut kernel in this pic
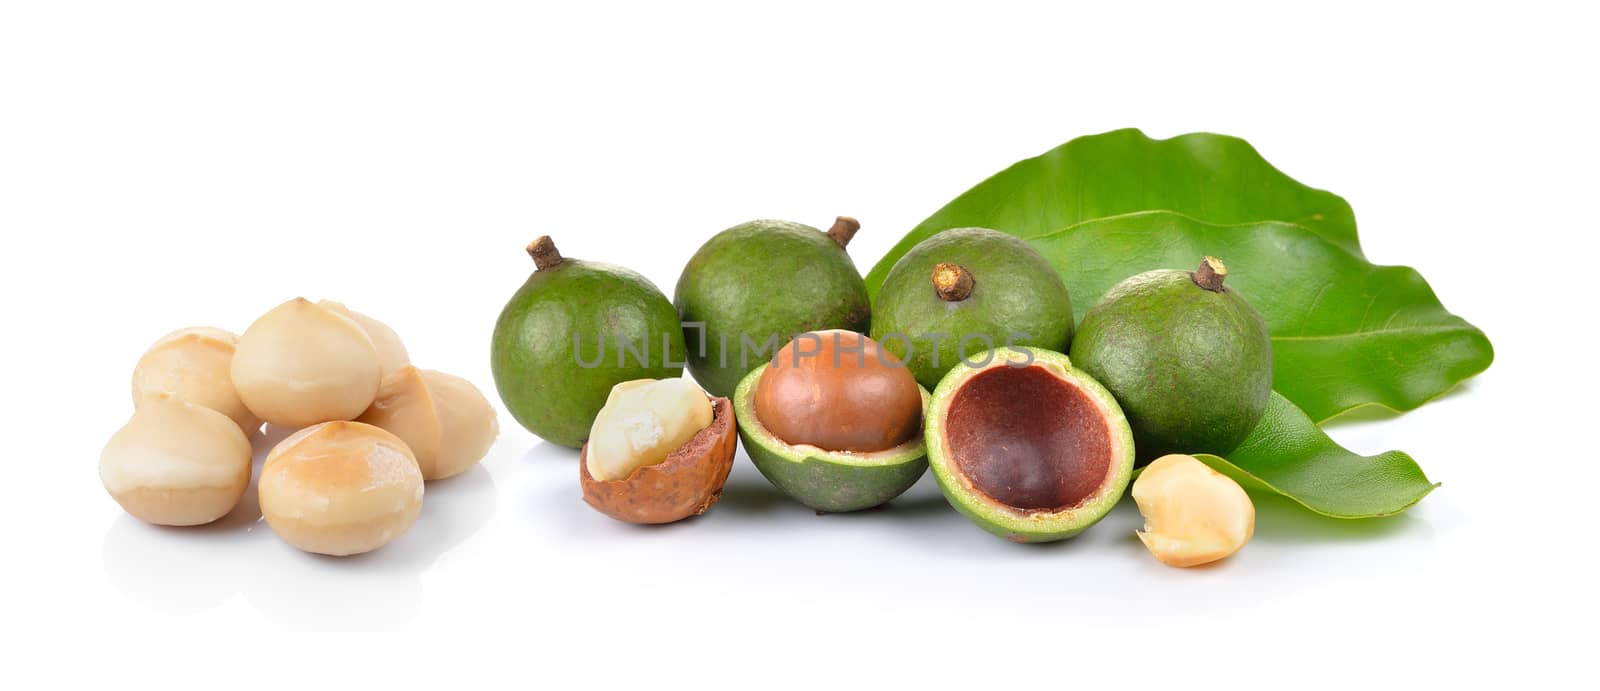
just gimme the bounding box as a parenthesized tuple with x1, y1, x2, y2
(101, 298, 498, 556)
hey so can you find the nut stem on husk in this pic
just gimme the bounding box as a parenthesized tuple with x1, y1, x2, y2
(527, 236, 564, 271)
(1192, 256, 1228, 292)
(826, 216, 861, 248)
(932, 262, 975, 302)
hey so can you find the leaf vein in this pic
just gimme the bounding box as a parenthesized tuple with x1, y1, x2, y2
(1272, 324, 1476, 342)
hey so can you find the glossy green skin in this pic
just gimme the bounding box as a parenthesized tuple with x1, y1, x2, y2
(1070, 268, 1272, 463)
(871, 227, 1073, 390)
(733, 364, 928, 513)
(491, 258, 686, 448)
(674, 220, 870, 398)
(925, 348, 1134, 543)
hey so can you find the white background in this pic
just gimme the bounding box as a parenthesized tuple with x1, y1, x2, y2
(2, 0, 1593, 686)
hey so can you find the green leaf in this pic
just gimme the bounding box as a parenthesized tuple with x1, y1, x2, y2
(1029, 210, 1493, 422)
(1030, 209, 1491, 422)
(1191, 392, 1438, 518)
(864, 128, 1361, 300)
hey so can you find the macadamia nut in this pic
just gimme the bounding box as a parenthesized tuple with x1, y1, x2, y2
(232, 298, 382, 427)
(358, 366, 499, 480)
(585, 378, 713, 482)
(259, 421, 424, 556)
(753, 330, 922, 453)
(131, 326, 260, 434)
(100, 393, 252, 526)
(318, 300, 410, 380)
(1132, 453, 1255, 567)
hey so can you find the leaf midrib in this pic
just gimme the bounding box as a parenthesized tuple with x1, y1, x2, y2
(1272, 324, 1480, 343)
(1022, 208, 1311, 242)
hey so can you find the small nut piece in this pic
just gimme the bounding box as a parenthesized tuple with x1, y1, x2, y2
(318, 300, 411, 380)
(259, 421, 424, 556)
(580, 378, 736, 524)
(358, 366, 499, 481)
(131, 326, 261, 434)
(232, 298, 383, 427)
(1132, 453, 1255, 567)
(99, 393, 252, 526)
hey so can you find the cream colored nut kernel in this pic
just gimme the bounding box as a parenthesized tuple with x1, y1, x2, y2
(231, 298, 382, 427)
(99, 393, 252, 526)
(357, 366, 500, 481)
(318, 300, 410, 380)
(1133, 454, 1255, 568)
(585, 378, 713, 482)
(131, 326, 261, 434)
(258, 421, 424, 556)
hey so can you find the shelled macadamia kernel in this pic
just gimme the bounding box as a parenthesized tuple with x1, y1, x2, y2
(258, 421, 424, 556)
(100, 393, 252, 526)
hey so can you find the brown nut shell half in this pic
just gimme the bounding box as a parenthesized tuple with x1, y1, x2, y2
(579, 395, 736, 524)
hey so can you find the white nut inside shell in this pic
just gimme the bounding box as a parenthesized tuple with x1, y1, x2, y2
(131, 326, 260, 434)
(318, 300, 410, 380)
(585, 378, 713, 482)
(358, 366, 500, 481)
(231, 298, 382, 428)
(258, 421, 424, 556)
(99, 393, 253, 526)
(1132, 454, 1256, 568)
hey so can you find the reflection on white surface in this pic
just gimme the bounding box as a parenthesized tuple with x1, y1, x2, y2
(102, 424, 498, 629)
(93, 415, 1448, 632)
